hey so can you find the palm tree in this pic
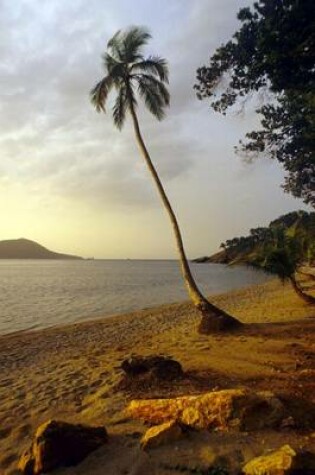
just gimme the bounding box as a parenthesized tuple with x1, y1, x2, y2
(90, 26, 241, 332)
(253, 232, 315, 305)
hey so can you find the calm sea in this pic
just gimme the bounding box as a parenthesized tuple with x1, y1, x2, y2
(0, 260, 270, 335)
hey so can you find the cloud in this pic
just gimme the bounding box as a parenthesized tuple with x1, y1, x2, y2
(1, 0, 207, 210)
(1, 0, 306, 260)
(2, 0, 218, 209)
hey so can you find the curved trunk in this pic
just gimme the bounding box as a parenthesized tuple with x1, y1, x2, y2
(128, 103, 241, 332)
(289, 275, 315, 305)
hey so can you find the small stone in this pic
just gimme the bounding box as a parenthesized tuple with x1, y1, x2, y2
(280, 416, 295, 429)
(242, 445, 296, 474)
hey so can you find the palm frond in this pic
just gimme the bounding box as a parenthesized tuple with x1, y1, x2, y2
(90, 76, 113, 112)
(91, 26, 169, 124)
(103, 53, 123, 76)
(112, 85, 128, 129)
(107, 30, 123, 61)
(136, 73, 170, 107)
(136, 75, 169, 120)
(121, 26, 151, 62)
(131, 56, 169, 83)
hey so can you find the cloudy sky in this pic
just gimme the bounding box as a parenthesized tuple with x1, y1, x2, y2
(0, 0, 310, 258)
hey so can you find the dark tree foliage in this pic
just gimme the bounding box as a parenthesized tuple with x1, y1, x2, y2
(194, 0, 315, 206)
(221, 210, 315, 263)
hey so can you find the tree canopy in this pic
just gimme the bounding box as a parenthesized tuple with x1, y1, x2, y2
(194, 0, 315, 206)
(90, 26, 170, 129)
(219, 210, 315, 266)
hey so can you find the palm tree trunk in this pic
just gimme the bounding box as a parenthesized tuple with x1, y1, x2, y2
(128, 104, 241, 332)
(289, 275, 315, 304)
(297, 269, 315, 282)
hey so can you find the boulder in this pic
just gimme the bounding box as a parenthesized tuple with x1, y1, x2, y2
(121, 355, 183, 381)
(18, 420, 107, 475)
(141, 421, 184, 449)
(242, 445, 297, 475)
(127, 389, 284, 432)
(243, 447, 315, 475)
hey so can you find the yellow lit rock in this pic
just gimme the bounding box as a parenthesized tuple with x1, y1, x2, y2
(127, 389, 284, 432)
(242, 445, 296, 475)
(141, 420, 183, 449)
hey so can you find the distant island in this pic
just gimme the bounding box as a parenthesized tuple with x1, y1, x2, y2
(0, 238, 82, 260)
(194, 211, 315, 266)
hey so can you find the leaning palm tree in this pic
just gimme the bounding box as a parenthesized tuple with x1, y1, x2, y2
(90, 26, 241, 332)
(258, 244, 315, 305)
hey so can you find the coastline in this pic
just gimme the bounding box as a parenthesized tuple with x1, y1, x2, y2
(0, 259, 272, 336)
(0, 273, 310, 341)
(0, 278, 314, 474)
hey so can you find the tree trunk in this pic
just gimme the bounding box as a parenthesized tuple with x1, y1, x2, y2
(297, 269, 315, 281)
(289, 275, 315, 305)
(128, 104, 241, 332)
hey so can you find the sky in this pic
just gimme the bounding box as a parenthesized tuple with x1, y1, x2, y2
(0, 0, 311, 259)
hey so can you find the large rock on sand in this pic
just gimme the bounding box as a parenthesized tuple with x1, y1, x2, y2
(127, 389, 284, 432)
(18, 420, 107, 474)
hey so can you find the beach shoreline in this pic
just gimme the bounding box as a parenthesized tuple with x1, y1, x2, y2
(0, 278, 314, 474)
(0, 259, 272, 336)
(0, 274, 309, 341)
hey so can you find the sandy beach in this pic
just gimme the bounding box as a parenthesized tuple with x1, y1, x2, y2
(0, 277, 314, 474)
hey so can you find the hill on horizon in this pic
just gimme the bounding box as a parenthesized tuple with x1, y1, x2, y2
(0, 238, 82, 260)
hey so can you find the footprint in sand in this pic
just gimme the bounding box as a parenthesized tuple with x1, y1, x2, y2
(0, 426, 12, 439)
(13, 423, 31, 441)
(73, 383, 89, 394)
(0, 378, 13, 388)
(93, 349, 105, 357)
(99, 391, 109, 399)
(90, 378, 102, 389)
(0, 452, 17, 469)
(11, 404, 26, 417)
(65, 371, 83, 381)
(100, 370, 110, 378)
(59, 389, 73, 399)
(13, 389, 26, 401)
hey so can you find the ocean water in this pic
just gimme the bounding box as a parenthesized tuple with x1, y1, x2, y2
(0, 259, 270, 335)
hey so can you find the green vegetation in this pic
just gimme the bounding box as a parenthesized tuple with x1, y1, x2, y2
(194, 0, 315, 206)
(90, 26, 240, 332)
(211, 211, 315, 304)
(219, 211, 315, 266)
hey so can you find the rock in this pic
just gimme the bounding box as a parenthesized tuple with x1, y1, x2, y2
(127, 389, 284, 432)
(121, 355, 183, 381)
(280, 416, 296, 430)
(242, 445, 297, 474)
(18, 420, 107, 474)
(141, 421, 184, 449)
(245, 391, 285, 430)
